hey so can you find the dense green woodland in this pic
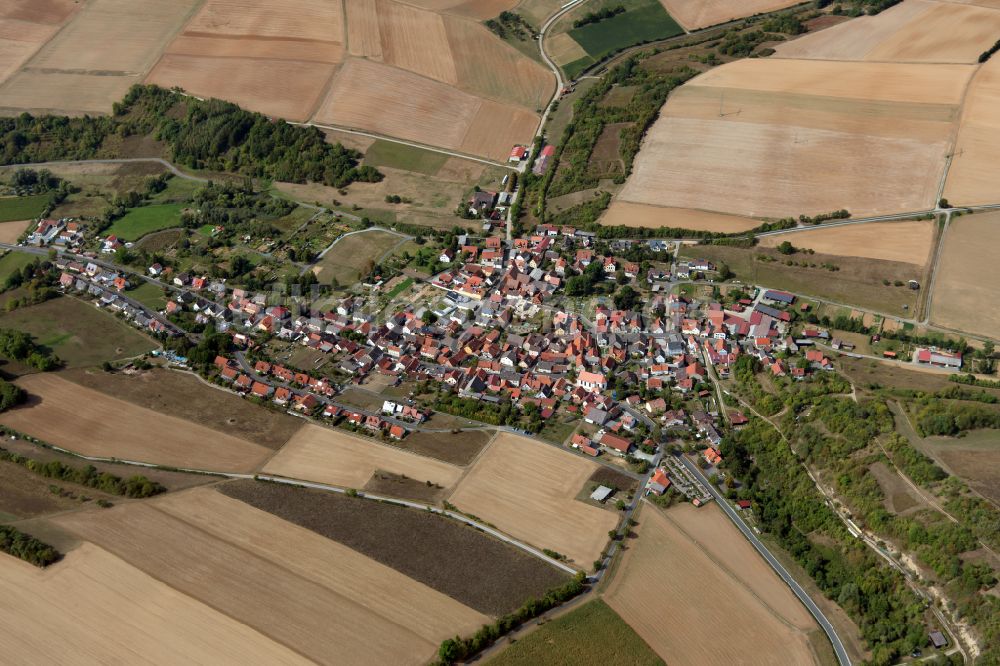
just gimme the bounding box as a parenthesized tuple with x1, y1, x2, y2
(723, 367, 1000, 663)
(0, 85, 382, 188)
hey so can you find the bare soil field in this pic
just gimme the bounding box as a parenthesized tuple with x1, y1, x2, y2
(759, 220, 933, 265)
(601, 201, 761, 232)
(62, 368, 303, 450)
(0, 220, 31, 243)
(55, 492, 486, 665)
(446, 432, 619, 566)
(0, 0, 198, 116)
(604, 503, 822, 665)
(0, 0, 80, 86)
(659, 0, 803, 30)
(930, 211, 1000, 337)
(0, 542, 310, 664)
(1, 374, 274, 473)
(618, 59, 970, 218)
(775, 0, 1000, 64)
(220, 479, 570, 615)
(263, 423, 465, 489)
(943, 58, 1000, 205)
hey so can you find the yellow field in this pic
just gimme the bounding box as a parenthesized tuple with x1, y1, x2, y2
(0, 542, 309, 664)
(658, 0, 801, 30)
(263, 422, 465, 489)
(547, 32, 588, 66)
(54, 489, 487, 665)
(775, 0, 1000, 64)
(943, 57, 1000, 205)
(601, 201, 762, 232)
(446, 432, 618, 566)
(0, 0, 198, 116)
(604, 503, 822, 665)
(617, 59, 970, 218)
(759, 220, 934, 265)
(0, 374, 274, 473)
(930, 211, 1000, 337)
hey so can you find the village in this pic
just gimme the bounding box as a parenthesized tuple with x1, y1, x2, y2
(23, 214, 965, 512)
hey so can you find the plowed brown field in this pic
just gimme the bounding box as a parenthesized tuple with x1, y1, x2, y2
(0, 542, 309, 664)
(55, 490, 487, 665)
(263, 422, 465, 489)
(0, 374, 274, 473)
(658, 0, 801, 30)
(604, 503, 822, 665)
(445, 432, 618, 566)
(617, 59, 971, 218)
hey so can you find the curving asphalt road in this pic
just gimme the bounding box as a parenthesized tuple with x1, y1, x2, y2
(679, 455, 852, 666)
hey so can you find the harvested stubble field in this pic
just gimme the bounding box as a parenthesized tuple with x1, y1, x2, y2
(758, 220, 934, 265)
(943, 58, 1000, 205)
(600, 201, 761, 232)
(145, 0, 345, 122)
(604, 503, 823, 665)
(314, 59, 540, 162)
(0, 0, 80, 86)
(0, 541, 310, 664)
(445, 432, 619, 566)
(680, 244, 922, 316)
(0, 296, 156, 368)
(618, 59, 972, 219)
(487, 599, 663, 666)
(0, 220, 31, 243)
(657, 0, 800, 30)
(63, 367, 302, 450)
(263, 423, 465, 490)
(54, 490, 487, 665)
(221, 479, 569, 615)
(0, 0, 198, 116)
(1, 374, 275, 473)
(774, 0, 1000, 64)
(930, 211, 1000, 337)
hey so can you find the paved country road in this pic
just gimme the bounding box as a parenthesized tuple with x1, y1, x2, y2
(679, 455, 852, 666)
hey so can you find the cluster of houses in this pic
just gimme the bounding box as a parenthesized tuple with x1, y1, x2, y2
(56, 259, 178, 336)
(27, 219, 84, 249)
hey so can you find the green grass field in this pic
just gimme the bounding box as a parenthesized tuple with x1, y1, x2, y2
(0, 253, 37, 285)
(564, 0, 683, 77)
(125, 281, 168, 311)
(0, 296, 157, 367)
(385, 277, 414, 300)
(362, 140, 448, 176)
(487, 599, 663, 666)
(104, 204, 183, 241)
(0, 194, 50, 222)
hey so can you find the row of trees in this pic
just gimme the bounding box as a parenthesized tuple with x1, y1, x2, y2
(1, 85, 382, 188)
(0, 525, 59, 568)
(0, 444, 166, 498)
